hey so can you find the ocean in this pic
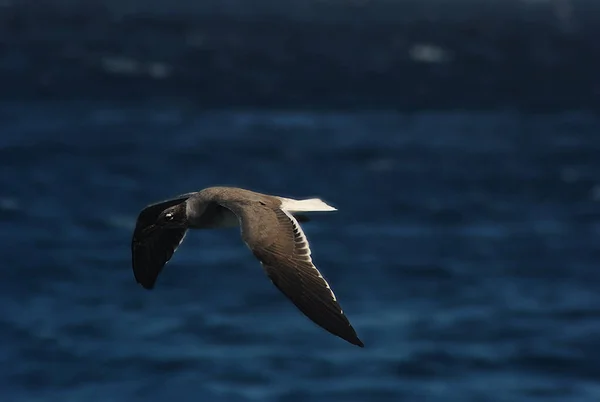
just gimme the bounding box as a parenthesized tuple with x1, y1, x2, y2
(1, 101, 599, 401)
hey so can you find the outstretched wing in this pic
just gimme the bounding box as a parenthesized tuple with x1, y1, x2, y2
(222, 201, 363, 347)
(131, 194, 193, 289)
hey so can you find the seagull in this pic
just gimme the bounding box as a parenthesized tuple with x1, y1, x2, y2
(131, 186, 364, 347)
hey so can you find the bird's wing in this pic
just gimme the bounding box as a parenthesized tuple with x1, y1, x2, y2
(131, 194, 193, 289)
(220, 200, 363, 347)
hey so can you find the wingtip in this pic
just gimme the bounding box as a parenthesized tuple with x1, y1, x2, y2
(137, 280, 155, 290)
(341, 331, 364, 347)
(351, 338, 365, 348)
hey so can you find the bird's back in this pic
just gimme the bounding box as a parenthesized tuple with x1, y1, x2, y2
(193, 186, 280, 208)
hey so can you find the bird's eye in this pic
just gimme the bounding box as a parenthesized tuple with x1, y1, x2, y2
(165, 212, 173, 219)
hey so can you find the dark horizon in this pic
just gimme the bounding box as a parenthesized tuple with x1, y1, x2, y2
(1, 0, 599, 110)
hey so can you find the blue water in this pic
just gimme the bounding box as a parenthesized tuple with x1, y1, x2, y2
(1, 101, 599, 401)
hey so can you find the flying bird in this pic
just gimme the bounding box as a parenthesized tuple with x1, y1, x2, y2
(131, 186, 364, 347)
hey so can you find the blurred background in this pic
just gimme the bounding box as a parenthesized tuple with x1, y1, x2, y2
(1, 0, 599, 401)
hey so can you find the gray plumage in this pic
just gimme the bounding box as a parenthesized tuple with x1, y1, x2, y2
(131, 186, 364, 347)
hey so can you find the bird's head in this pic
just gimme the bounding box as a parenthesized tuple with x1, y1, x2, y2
(157, 204, 187, 228)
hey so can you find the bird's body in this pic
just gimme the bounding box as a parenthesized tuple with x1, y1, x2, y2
(131, 186, 364, 347)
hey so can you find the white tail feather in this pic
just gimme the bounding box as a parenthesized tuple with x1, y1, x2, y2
(277, 197, 337, 212)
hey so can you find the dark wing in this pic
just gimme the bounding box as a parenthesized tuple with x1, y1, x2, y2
(225, 202, 363, 347)
(131, 194, 193, 289)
